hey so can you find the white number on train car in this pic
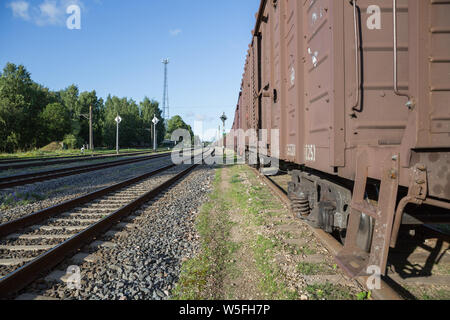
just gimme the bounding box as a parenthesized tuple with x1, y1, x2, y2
(304, 144, 316, 162)
(287, 144, 296, 157)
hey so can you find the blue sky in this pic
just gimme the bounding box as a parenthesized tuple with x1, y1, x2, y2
(0, 0, 260, 140)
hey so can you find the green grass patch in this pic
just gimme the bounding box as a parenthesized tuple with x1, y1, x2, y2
(172, 168, 238, 300)
(173, 165, 300, 300)
(305, 282, 355, 300)
(300, 245, 317, 255)
(421, 288, 450, 300)
(297, 262, 329, 275)
(0, 191, 46, 210)
(253, 235, 298, 300)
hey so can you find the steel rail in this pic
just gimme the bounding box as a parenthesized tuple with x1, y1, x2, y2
(249, 167, 403, 301)
(0, 150, 155, 165)
(0, 154, 207, 298)
(0, 151, 160, 171)
(0, 152, 172, 190)
(0, 163, 175, 238)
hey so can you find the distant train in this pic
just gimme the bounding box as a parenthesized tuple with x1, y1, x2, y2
(229, 0, 450, 277)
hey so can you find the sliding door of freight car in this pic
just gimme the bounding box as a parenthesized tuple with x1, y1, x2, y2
(261, 4, 272, 152)
(412, 1, 450, 148)
(302, 0, 346, 174)
(271, 1, 286, 160)
(344, 0, 410, 150)
(284, 0, 305, 164)
(341, 0, 410, 182)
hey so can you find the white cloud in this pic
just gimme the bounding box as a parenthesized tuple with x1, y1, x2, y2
(7, 0, 84, 27)
(7, 1, 30, 20)
(37, 0, 63, 25)
(169, 29, 182, 37)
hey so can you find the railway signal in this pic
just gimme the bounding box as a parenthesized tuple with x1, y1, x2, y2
(115, 115, 122, 155)
(152, 116, 159, 152)
(220, 113, 227, 151)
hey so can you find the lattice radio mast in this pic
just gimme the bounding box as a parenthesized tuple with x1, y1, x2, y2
(162, 58, 170, 124)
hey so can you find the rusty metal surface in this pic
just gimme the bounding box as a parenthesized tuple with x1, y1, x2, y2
(238, 0, 449, 197)
(410, 151, 450, 200)
(234, 0, 450, 298)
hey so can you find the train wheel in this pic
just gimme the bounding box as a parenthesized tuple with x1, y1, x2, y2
(339, 213, 374, 253)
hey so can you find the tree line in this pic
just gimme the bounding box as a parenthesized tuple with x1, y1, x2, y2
(0, 62, 193, 153)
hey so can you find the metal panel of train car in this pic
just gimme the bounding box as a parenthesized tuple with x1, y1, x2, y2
(260, 3, 272, 151)
(302, 0, 346, 174)
(406, 0, 450, 150)
(339, 0, 410, 185)
(283, 0, 305, 164)
(271, 1, 286, 160)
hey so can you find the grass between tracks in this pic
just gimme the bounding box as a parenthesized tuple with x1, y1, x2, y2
(173, 165, 355, 300)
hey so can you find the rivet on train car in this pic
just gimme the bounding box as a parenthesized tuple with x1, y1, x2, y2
(416, 179, 425, 185)
(380, 91, 386, 97)
(405, 100, 414, 110)
(417, 165, 426, 171)
(390, 170, 397, 179)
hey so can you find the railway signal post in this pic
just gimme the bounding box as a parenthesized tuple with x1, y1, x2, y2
(115, 115, 122, 155)
(220, 113, 227, 152)
(152, 116, 159, 152)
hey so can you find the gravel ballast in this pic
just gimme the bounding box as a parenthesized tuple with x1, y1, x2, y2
(0, 157, 175, 224)
(22, 165, 214, 300)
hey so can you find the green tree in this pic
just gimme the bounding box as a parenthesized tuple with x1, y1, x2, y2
(77, 91, 104, 148)
(140, 97, 165, 146)
(103, 95, 142, 148)
(39, 102, 71, 143)
(166, 115, 194, 145)
(0, 63, 55, 151)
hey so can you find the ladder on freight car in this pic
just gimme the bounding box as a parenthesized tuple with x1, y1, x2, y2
(335, 150, 399, 277)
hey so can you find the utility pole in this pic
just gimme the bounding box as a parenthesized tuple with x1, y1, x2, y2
(162, 59, 170, 124)
(89, 105, 93, 152)
(80, 106, 94, 156)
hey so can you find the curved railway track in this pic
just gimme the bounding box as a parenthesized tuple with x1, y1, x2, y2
(0, 149, 210, 298)
(0, 152, 173, 190)
(0, 150, 159, 171)
(252, 169, 450, 300)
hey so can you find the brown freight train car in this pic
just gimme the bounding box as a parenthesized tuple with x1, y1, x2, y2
(234, 0, 450, 277)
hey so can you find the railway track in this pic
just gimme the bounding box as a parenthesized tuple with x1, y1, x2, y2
(0, 150, 159, 171)
(0, 149, 210, 298)
(252, 169, 450, 300)
(0, 152, 172, 190)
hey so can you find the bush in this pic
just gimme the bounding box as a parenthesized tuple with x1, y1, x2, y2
(63, 134, 78, 149)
